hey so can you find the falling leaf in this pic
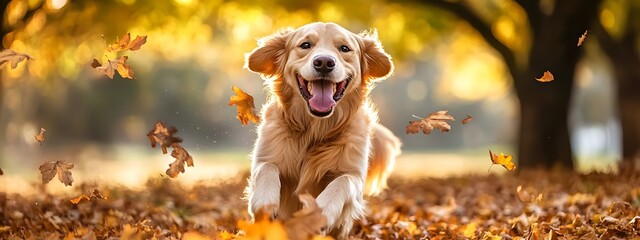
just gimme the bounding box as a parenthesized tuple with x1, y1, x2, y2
(284, 194, 328, 240)
(165, 144, 194, 178)
(461, 115, 473, 125)
(0, 168, 3, 175)
(106, 33, 148, 52)
(536, 71, 554, 82)
(34, 128, 46, 145)
(405, 110, 455, 134)
(70, 195, 91, 204)
(489, 150, 516, 171)
(91, 189, 106, 200)
(0, 49, 33, 69)
(228, 86, 260, 126)
(91, 56, 135, 79)
(147, 122, 183, 154)
(39, 160, 74, 186)
(577, 30, 588, 47)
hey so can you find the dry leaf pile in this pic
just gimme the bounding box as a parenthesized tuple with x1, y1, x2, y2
(1, 170, 639, 239)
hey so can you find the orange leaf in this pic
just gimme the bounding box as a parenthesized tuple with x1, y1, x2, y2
(536, 71, 554, 82)
(107, 33, 147, 52)
(461, 115, 473, 125)
(405, 110, 455, 135)
(34, 128, 46, 145)
(489, 150, 516, 171)
(577, 30, 588, 47)
(0, 49, 33, 69)
(238, 205, 287, 240)
(39, 160, 74, 186)
(228, 86, 260, 126)
(70, 194, 90, 204)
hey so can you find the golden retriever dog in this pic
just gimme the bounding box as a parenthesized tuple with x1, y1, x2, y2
(244, 22, 401, 238)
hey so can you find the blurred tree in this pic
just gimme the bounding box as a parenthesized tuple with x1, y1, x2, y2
(409, 0, 603, 170)
(595, 0, 640, 170)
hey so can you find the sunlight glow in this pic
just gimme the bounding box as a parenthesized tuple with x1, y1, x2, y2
(600, 9, 615, 30)
(48, 0, 68, 10)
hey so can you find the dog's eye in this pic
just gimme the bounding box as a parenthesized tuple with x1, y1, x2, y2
(300, 42, 311, 49)
(340, 45, 351, 52)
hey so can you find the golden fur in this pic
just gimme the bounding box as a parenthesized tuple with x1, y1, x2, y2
(244, 22, 401, 239)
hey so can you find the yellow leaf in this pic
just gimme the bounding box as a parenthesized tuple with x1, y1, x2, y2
(218, 230, 234, 240)
(489, 150, 516, 171)
(463, 222, 477, 238)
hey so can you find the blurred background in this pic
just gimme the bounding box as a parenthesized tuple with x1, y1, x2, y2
(1, 0, 638, 193)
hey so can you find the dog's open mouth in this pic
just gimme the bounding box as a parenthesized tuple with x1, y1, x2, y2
(297, 74, 350, 117)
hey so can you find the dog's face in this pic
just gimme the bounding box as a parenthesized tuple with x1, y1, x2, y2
(246, 22, 393, 118)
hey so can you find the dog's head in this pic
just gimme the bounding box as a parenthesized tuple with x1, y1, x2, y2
(246, 22, 393, 118)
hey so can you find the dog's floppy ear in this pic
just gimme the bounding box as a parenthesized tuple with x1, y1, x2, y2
(245, 28, 292, 78)
(358, 30, 394, 81)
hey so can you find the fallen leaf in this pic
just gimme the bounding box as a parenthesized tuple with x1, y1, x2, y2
(39, 160, 74, 186)
(461, 115, 473, 125)
(238, 205, 287, 240)
(462, 222, 477, 238)
(488, 150, 516, 171)
(284, 194, 328, 240)
(106, 33, 148, 52)
(182, 231, 212, 240)
(577, 30, 588, 47)
(165, 143, 194, 178)
(536, 71, 554, 82)
(228, 86, 260, 126)
(405, 110, 455, 134)
(34, 128, 46, 145)
(70, 195, 90, 204)
(147, 122, 182, 154)
(0, 49, 33, 69)
(91, 56, 135, 79)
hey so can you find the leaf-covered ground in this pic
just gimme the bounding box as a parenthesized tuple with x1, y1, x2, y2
(1, 170, 639, 239)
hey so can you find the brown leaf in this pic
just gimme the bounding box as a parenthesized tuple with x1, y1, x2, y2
(0, 49, 33, 69)
(0, 167, 3, 175)
(536, 71, 554, 82)
(90, 189, 107, 200)
(107, 33, 148, 52)
(91, 56, 135, 79)
(228, 86, 260, 126)
(284, 194, 328, 240)
(405, 110, 455, 135)
(165, 143, 194, 178)
(34, 127, 46, 145)
(461, 115, 473, 125)
(147, 122, 182, 154)
(577, 30, 588, 47)
(38, 160, 74, 186)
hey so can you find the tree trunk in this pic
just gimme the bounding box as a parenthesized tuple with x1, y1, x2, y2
(514, 0, 601, 169)
(614, 54, 640, 170)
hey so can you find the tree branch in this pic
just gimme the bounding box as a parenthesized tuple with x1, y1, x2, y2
(419, 0, 519, 74)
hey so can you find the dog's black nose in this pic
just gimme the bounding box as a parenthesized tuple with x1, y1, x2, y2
(313, 55, 335, 74)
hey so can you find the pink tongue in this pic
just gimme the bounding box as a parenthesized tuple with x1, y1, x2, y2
(309, 81, 335, 113)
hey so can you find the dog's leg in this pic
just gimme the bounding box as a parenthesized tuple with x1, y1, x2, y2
(247, 162, 281, 218)
(316, 174, 365, 238)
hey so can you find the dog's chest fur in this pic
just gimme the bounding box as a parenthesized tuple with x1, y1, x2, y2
(252, 99, 374, 217)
